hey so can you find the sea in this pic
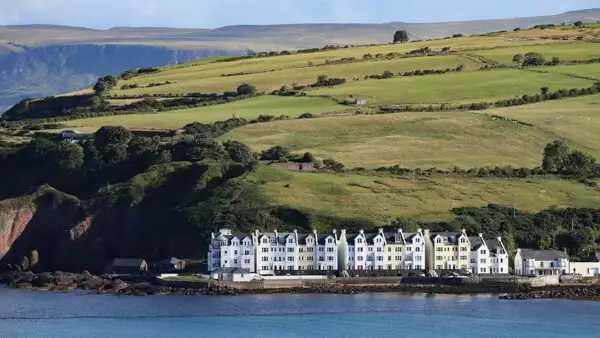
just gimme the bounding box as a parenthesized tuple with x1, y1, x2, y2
(1, 286, 599, 337)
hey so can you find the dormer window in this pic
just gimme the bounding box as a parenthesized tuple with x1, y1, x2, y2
(414, 238, 420, 243)
(357, 239, 362, 244)
(460, 238, 466, 244)
(377, 238, 382, 243)
(327, 238, 333, 244)
(262, 238, 268, 244)
(288, 238, 295, 244)
(436, 238, 442, 244)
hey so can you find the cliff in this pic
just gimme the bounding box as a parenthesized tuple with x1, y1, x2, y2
(0, 44, 248, 113)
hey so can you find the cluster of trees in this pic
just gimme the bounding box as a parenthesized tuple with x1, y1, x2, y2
(393, 30, 409, 43)
(542, 140, 600, 178)
(120, 68, 160, 80)
(310, 75, 347, 88)
(93, 75, 119, 95)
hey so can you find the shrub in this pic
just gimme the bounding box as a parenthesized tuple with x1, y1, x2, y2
(237, 83, 257, 95)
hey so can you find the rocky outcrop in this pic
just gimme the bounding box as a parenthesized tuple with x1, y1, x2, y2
(499, 286, 600, 300)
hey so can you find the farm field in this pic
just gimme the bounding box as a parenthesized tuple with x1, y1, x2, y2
(537, 63, 600, 80)
(306, 68, 594, 105)
(113, 55, 481, 96)
(55, 96, 346, 130)
(253, 166, 600, 222)
(220, 111, 552, 169)
(476, 43, 600, 64)
(488, 94, 600, 157)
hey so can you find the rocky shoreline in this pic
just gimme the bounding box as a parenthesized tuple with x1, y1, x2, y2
(2, 271, 600, 299)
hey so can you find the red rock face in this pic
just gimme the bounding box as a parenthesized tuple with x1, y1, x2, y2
(0, 207, 36, 258)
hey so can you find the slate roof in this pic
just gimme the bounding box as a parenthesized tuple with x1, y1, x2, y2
(385, 233, 405, 245)
(365, 233, 381, 245)
(469, 237, 485, 251)
(297, 234, 309, 245)
(318, 234, 334, 245)
(158, 257, 182, 265)
(345, 234, 358, 243)
(404, 233, 420, 244)
(110, 258, 146, 267)
(212, 267, 250, 274)
(485, 239, 505, 255)
(518, 249, 568, 261)
(431, 232, 462, 244)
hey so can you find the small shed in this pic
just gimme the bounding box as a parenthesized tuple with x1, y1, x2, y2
(354, 98, 367, 105)
(106, 258, 148, 275)
(210, 267, 258, 282)
(157, 257, 186, 272)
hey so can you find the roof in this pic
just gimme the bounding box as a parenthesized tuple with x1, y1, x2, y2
(297, 234, 309, 245)
(469, 236, 485, 250)
(212, 267, 250, 274)
(158, 257, 182, 264)
(485, 239, 504, 255)
(318, 234, 334, 245)
(110, 258, 146, 267)
(365, 233, 381, 245)
(385, 233, 405, 245)
(518, 249, 568, 261)
(431, 232, 463, 244)
(404, 233, 420, 244)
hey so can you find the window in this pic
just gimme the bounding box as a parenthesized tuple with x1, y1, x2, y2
(299, 248, 304, 253)
(415, 238, 420, 243)
(460, 256, 468, 260)
(262, 257, 268, 262)
(368, 248, 373, 252)
(471, 259, 476, 263)
(319, 247, 324, 252)
(480, 259, 486, 264)
(262, 266, 268, 270)
(388, 256, 392, 261)
(357, 247, 364, 252)
(308, 256, 314, 261)
(279, 248, 284, 252)
(278, 257, 283, 262)
(388, 247, 392, 252)
(224, 251, 228, 255)
(395, 247, 402, 252)
(299, 256, 304, 261)
(452, 256, 456, 261)
(308, 248, 314, 253)
(407, 247, 412, 252)
(357, 239, 363, 244)
(270, 238, 275, 244)
(460, 238, 466, 244)
(287, 248, 294, 253)
(271, 248, 275, 252)
(395, 256, 401, 261)
(460, 247, 467, 252)
(376, 248, 382, 253)
(436, 247, 443, 252)
(244, 250, 250, 255)
(480, 268, 486, 273)
(500, 259, 504, 263)
(500, 268, 504, 272)
(244, 259, 250, 264)
(436, 238, 442, 244)
(327, 248, 334, 252)
(327, 238, 333, 244)
(262, 239, 268, 244)
(415, 256, 422, 261)
(288, 238, 295, 244)
(234, 259, 238, 264)
(327, 256, 334, 262)
(358, 257, 364, 261)
(287, 257, 294, 262)
(480, 250, 487, 255)
(499, 249, 505, 254)
(262, 248, 268, 253)
(436, 256, 443, 260)
(415, 247, 421, 252)
(377, 256, 383, 261)
(319, 257, 324, 262)
(377, 238, 382, 243)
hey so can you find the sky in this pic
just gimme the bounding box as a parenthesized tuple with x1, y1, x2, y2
(0, 0, 597, 29)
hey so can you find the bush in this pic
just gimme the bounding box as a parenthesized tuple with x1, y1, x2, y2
(301, 152, 316, 163)
(323, 158, 345, 172)
(260, 146, 291, 161)
(237, 83, 257, 95)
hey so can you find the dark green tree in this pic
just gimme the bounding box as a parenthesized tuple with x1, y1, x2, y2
(223, 140, 255, 163)
(512, 54, 524, 65)
(542, 139, 570, 172)
(259, 146, 290, 161)
(171, 135, 229, 162)
(393, 30, 409, 43)
(562, 150, 597, 177)
(236, 83, 256, 95)
(301, 152, 316, 163)
(523, 52, 546, 66)
(574, 21, 584, 27)
(323, 158, 345, 172)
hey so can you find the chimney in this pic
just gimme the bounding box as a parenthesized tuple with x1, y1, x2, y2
(478, 233, 483, 238)
(461, 228, 467, 235)
(497, 236, 502, 242)
(313, 229, 318, 239)
(397, 228, 403, 234)
(341, 229, 347, 235)
(417, 228, 423, 235)
(359, 229, 364, 235)
(378, 228, 384, 234)
(333, 229, 337, 235)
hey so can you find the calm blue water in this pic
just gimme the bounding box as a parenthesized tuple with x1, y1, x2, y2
(1, 286, 600, 337)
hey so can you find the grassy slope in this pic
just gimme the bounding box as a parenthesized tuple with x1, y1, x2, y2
(538, 63, 600, 80)
(59, 96, 345, 130)
(307, 68, 593, 105)
(114, 55, 481, 96)
(487, 94, 600, 158)
(220, 111, 551, 168)
(252, 166, 600, 223)
(476, 43, 600, 64)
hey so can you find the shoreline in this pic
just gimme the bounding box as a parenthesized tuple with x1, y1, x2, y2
(2, 271, 600, 300)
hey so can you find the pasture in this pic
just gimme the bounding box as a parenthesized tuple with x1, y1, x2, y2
(475, 43, 600, 64)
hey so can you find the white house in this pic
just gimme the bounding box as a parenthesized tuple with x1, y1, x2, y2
(365, 229, 387, 270)
(210, 267, 260, 282)
(569, 252, 600, 277)
(402, 231, 426, 270)
(486, 238, 509, 274)
(514, 249, 569, 276)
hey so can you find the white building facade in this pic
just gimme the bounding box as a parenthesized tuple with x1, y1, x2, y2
(514, 249, 569, 276)
(209, 228, 508, 275)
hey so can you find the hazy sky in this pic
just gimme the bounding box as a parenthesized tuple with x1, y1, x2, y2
(0, 0, 597, 29)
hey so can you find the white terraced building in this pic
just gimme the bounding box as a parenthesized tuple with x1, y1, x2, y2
(208, 228, 509, 275)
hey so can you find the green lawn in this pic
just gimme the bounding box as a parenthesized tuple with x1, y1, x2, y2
(306, 68, 593, 105)
(58, 96, 345, 130)
(221, 111, 552, 169)
(162, 276, 212, 283)
(252, 166, 600, 222)
(476, 43, 600, 65)
(113, 55, 481, 96)
(486, 94, 600, 158)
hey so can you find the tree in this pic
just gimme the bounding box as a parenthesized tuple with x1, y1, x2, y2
(393, 30, 409, 43)
(542, 139, 570, 172)
(317, 75, 328, 85)
(301, 152, 316, 163)
(93, 75, 118, 94)
(541, 87, 549, 96)
(574, 21, 584, 27)
(551, 56, 561, 65)
(52, 141, 84, 172)
(259, 146, 290, 161)
(323, 158, 345, 172)
(452, 33, 463, 38)
(236, 83, 256, 95)
(523, 52, 546, 66)
(562, 150, 597, 177)
(127, 136, 171, 170)
(512, 54, 524, 65)
(171, 135, 229, 162)
(94, 126, 133, 165)
(223, 140, 254, 163)
(390, 217, 419, 232)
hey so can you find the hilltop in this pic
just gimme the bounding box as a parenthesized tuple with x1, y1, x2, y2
(1, 8, 599, 112)
(2, 21, 600, 271)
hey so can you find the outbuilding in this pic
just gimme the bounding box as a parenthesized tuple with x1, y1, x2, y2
(105, 258, 148, 275)
(210, 267, 259, 282)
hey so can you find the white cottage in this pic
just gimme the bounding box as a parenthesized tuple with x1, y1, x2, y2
(514, 249, 569, 276)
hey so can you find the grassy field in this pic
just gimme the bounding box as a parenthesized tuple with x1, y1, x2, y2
(536, 63, 600, 80)
(476, 43, 600, 64)
(221, 111, 552, 168)
(487, 94, 600, 158)
(253, 166, 600, 222)
(56, 96, 346, 130)
(113, 55, 481, 96)
(307, 68, 594, 105)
